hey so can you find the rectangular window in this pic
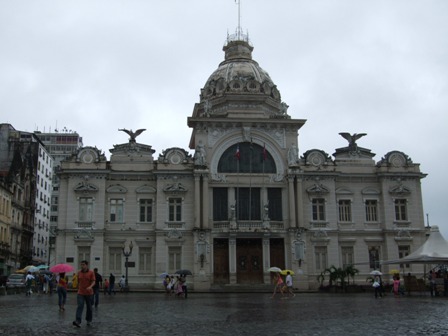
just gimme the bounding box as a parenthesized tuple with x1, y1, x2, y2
(139, 247, 152, 274)
(110, 199, 124, 223)
(365, 200, 378, 222)
(267, 188, 282, 221)
(168, 198, 182, 222)
(213, 188, 228, 221)
(312, 198, 326, 221)
(109, 247, 122, 273)
(314, 246, 327, 271)
(235, 188, 260, 220)
(139, 199, 153, 222)
(398, 245, 410, 268)
(338, 200, 352, 222)
(168, 246, 181, 273)
(394, 199, 407, 221)
(79, 197, 93, 222)
(77, 246, 90, 266)
(341, 246, 354, 268)
(369, 247, 380, 269)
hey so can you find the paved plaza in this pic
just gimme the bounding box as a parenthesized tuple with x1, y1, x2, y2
(1, 290, 448, 335)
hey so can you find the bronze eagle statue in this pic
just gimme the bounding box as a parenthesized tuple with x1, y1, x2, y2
(118, 128, 146, 142)
(339, 132, 367, 149)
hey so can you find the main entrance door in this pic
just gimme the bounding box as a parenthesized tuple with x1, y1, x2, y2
(213, 238, 229, 284)
(236, 238, 263, 284)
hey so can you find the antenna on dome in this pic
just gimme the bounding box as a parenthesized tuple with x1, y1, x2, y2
(236, 0, 242, 40)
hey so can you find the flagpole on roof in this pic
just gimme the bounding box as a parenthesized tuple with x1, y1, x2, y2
(249, 139, 253, 221)
(235, 143, 240, 225)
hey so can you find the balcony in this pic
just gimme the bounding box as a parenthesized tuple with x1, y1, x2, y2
(212, 220, 284, 231)
(76, 221, 95, 229)
(310, 221, 328, 229)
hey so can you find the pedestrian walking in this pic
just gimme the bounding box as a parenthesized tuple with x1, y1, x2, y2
(43, 273, 49, 294)
(180, 274, 188, 298)
(168, 276, 175, 295)
(174, 276, 184, 298)
(373, 275, 382, 298)
(108, 273, 116, 295)
(25, 272, 35, 296)
(48, 273, 55, 295)
(57, 272, 68, 311)
(285, 271, 295, 298)
(104, 278, 109, 295)
(72, 273, 78, 289)
(271, 272, 285, 298)
(92, 268, 103, 307)
(119, 275, 126, 292)
(72, 260, 95, 328)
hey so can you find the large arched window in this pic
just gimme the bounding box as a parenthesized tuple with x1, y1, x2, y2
(218, 142, 276, 173)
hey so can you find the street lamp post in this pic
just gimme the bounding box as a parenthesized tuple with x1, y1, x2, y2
(122, 241, 133, 291)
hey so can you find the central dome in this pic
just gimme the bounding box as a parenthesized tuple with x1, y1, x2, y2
(200, 35, 281, 103)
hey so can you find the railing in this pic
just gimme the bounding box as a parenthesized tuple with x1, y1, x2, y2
(213, 221, 285, 230)
(76, 221, 95, 228)
(310, 222, 328, 229)
(166, 222, 184, 229)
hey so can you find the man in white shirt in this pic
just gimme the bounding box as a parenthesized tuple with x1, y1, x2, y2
(285, 271, 295, 298)
(25, 272, 35, 296)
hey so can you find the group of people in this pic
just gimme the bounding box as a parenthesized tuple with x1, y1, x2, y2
(24, 271, 56, 296)
(163, 274, 188, 298)
(271, 271, 295, 299)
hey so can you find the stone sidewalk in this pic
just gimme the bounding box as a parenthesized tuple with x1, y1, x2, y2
(0, 291, 447, 335)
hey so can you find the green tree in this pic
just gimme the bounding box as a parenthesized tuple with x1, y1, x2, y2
(344, 264, 359, 285)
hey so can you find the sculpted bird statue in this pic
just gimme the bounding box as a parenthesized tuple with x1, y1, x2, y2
(118, 128, 146, 142)
(339, 132, 367, 149)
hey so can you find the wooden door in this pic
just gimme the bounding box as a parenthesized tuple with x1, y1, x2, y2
(269, 238, 285, 269)
(236, 238, 263, 284)
(213, 238, 229, 284)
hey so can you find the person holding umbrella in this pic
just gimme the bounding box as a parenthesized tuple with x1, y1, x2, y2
(57, 272, 68, 311)
(72, 260, 95, 328)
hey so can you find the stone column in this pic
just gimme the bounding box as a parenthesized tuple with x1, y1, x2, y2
(296, 177, 304, 228)
(288, 175, 296, 229)
(194, 174, 201, 228)
(262, 237, 271, 284)
(202, 174, 209, 229)
(229, 236, 237, 284)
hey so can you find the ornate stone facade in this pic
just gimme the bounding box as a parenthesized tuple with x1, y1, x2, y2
(54, 35, 427, 291)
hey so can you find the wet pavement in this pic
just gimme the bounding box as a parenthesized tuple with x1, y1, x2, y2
(1, 290, 448, 335)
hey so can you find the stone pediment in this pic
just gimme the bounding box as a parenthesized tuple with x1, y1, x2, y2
(335, 187, 353, 195)
(389, 184, 411, 195)
(106, 184, 128, 194)
(163, 182, 188, 194)
(377, 151, 413, 168)
(302, 149, 332, 167)
(74, 182, 98, 193)
(136, 185, 157, 194)
(158, 147, 191, 165)
(306, 183, 329, 195)
(362, 187, 381, 195)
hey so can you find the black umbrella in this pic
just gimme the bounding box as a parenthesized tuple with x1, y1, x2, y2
(175, 269, 192, 276)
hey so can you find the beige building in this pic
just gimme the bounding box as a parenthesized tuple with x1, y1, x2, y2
(54, 33, 427, 290)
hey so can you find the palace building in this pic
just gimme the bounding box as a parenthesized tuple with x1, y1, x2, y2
(54, 32, 427, 290)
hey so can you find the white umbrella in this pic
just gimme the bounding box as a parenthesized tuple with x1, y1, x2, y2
(370, 270, 382, 276)
(267, 266, 282, 273)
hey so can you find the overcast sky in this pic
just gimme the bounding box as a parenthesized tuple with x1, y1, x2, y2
(1, 1, 447, 236)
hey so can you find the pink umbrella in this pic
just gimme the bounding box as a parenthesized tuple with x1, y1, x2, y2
(50, 263, 75, 274)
